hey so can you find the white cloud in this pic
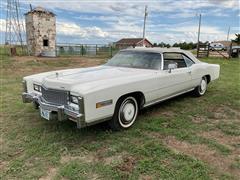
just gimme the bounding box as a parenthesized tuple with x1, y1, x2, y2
(1, 0, 238, 44)
(209, 9, 229, 17)
(20, 1, 144, 16)
(20, 0, 238, 17)
(57, 20, 109, 38)
(147, 31, 236, 44)
(0, 17, 26, 32)
(0, 19, 6, 32)
(169, 25, 224, 34)
(75, 15, 118, 21)
(56, 17, 236, 44)
(56, 15, 238, 44)
(207, 0, 239, 9)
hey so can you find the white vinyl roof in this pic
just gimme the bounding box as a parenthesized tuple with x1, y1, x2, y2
(121, 47, 201, 63)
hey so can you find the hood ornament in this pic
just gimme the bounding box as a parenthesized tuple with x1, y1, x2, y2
(55, 72, 59, 78)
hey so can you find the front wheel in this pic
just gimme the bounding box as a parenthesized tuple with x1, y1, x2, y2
(193, 76, 208, 97)
(109, 96, 138, 131)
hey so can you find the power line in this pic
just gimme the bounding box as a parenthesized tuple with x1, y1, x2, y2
(5, 0, 25, 49)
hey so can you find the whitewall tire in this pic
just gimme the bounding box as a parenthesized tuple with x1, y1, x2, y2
(109, 96, 138, 130)
(193, 76, 208, 97)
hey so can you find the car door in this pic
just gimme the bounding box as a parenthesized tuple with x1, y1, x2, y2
(182, 54, 199, 88)
(156, 53, 193, 98)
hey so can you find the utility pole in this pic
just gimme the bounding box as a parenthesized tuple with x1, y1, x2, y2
(142, 5, 148, 47)
(197, 13, 202, 52)
(227, 26, 230, 41)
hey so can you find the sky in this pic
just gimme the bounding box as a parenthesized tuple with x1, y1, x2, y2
(0, 0, 239, 45)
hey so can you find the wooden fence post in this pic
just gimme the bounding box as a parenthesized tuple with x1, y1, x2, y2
(229, 42, 232, 59)
(96, 44, 97, 56)
(197, 44, 199, 58)
(207, 43, 210, 57)
(81, 45, 84, 56)
(110, 46, 113, 57)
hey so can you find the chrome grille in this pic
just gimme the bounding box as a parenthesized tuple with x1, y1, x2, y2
(41, 86, 69, 105)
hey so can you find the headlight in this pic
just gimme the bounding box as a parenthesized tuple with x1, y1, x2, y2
(70, 95, 79, 104)
(33, 84, 41, 92)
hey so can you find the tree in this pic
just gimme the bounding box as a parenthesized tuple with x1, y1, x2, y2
(232, 34, 240, 44)
(152, 42, 171, 48)
(172, 42, 197, 50)
(165, 44, 171, 48)
(172, 43, 179, 47)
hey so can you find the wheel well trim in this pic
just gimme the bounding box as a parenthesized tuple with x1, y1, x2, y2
(205, 74, 211, 83)
(116, 91, 146, 109)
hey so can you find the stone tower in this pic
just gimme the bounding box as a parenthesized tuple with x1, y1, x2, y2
(25, 7, 56, 57)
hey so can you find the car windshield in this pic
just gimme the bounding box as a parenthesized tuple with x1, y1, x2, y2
(106, 51, 162, 70)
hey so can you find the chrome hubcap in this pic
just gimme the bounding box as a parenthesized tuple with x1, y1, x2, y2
(122, 103, 135, 121)
(118, 97, 138, 128)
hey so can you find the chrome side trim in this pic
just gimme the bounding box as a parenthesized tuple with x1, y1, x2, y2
(69, 115, 112, 127)
(144, 78, 195, 94)
(143, 88, 194, 108)
(22, 80, 27, 93)
(85, 116, 112, 127)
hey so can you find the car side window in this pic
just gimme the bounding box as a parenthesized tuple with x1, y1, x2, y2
(182, 55, 194, 67)
(163, 53, 187, 70)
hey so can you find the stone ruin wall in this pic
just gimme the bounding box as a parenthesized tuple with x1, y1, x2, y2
(26, 12, 56, 56)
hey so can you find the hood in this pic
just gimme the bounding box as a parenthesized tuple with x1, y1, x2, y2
(42, 65, 156, 93)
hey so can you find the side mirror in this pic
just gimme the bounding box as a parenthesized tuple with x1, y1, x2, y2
(168, 63, 177, 73)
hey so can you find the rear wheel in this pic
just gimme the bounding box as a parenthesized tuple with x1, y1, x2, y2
(193, 76, 208, 97)
(109, 96, 138, 131)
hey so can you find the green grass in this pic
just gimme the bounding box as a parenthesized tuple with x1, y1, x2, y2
(1, 55, 240, 179)
(0, 45, 28, 56)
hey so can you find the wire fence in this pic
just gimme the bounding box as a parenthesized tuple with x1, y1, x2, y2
(0, 43, 121, 57)
(1, 43, 126, 57)
(56, 43, 121, 58)
(1, 43, 237, 59)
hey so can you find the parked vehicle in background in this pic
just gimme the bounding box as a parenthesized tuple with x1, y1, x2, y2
(230, 46, 240, 58)
(22, 48, 220, 130)
(210, 42, 226, 51)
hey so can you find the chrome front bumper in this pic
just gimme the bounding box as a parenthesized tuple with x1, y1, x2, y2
(22, 92, 86, 128)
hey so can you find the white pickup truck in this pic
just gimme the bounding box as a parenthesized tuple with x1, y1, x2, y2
(22, 48, 220, 130)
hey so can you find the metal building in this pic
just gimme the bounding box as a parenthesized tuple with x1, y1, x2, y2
(25, 7, 56, 57)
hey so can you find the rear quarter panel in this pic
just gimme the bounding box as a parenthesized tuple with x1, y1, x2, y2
(191, 63, 220, 86)
(207, 64, 220, 81)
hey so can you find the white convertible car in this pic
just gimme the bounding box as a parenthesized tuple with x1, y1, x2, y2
(22, 48, 220, 130)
